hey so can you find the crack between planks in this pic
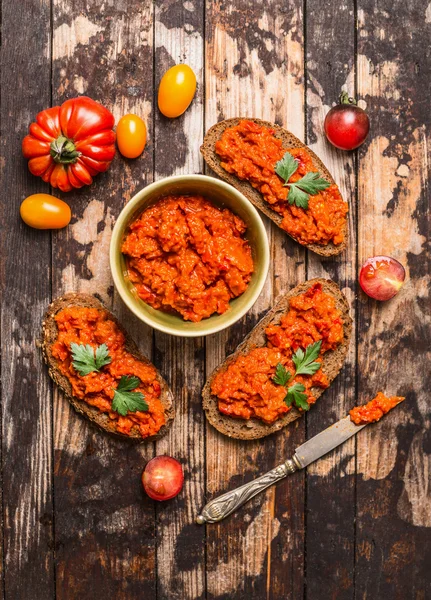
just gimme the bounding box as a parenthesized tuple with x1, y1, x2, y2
(303, 0, 309, 597)
(151, 4, 159, 600)
(202, 1, 208, 598)
(352, 0, 359, 597)
(0, 0, 6, 595)
(49, 0, 57, 596)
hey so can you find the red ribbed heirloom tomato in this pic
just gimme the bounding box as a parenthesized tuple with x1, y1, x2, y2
(22, 96, 116, 192)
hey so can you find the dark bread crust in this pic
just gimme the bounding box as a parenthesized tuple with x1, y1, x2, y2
(200, 117, 348, 256)
(202, 279, 352, 440)
(41, 293, 174, 442)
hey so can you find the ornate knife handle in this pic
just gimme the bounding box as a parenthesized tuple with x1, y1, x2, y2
(196, 457, 300, 524)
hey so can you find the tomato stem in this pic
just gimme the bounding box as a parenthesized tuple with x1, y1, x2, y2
(339, 90, 357, 105)
(50, 135, 81, 164)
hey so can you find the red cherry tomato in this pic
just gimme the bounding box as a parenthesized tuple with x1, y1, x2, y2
(20, 194, 71, 229)
(324, 92, 370, 151)
(116, 114, 147, 158)
(142, 456, 184, 501)
(359, 256, 406, 301)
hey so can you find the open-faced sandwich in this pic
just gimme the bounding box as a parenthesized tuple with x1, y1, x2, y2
(202, 279, 352, 440)
(41, 293, 174, 441)
(201, 118, 348, 256)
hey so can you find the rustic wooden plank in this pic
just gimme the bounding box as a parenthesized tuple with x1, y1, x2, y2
(152, 2, 206, 598)
(204, 2, 306, 598)
(356, 2, 431, 598)
(51, 3, 157, 598)
(304, 2, 357, 598)
(0, 0, 55, 598)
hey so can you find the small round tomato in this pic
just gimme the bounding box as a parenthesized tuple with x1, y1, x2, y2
(20, 194, 71, 229)
(359, 256, 406, 301)
(116, 114, 147, 158)
(142, 456, 184, 501)
(158, 64, 196, 118)
(324, 91, 370, 151)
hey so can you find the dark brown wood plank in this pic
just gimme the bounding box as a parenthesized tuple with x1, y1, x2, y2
(204, 2, 306, 598)
(152, 2, 206, 598)
(51, 3, 157, 598)
(0, 0, 55, 598)
(305, 2, 357, 598)
(356, 2, 431, 598)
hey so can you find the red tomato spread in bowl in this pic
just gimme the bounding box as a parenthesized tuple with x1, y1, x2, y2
(349, 392, 404, 425)
(211, 283, 344, 423)
(121, 195, 254, 322)
(215, 120, 348, 246)
(52, 307, 165, 438)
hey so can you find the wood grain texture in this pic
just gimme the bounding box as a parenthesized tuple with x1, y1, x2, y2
(204, 2, 306, 598)
(51, 2, 157, 598)
(304, 2, 357, 598)
(153, 2, 206, 599)
(356, 1, 431, 598)
(1, 0, 430, 598)
(0, 1, 55, 599)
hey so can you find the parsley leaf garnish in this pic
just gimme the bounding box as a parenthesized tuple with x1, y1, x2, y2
(271, 341, 323, 412)
(287, 172, 331, 209)
(274, 151, 331, 209)
(292, 341, 322, 376)
(275, 152, 299, 184)
(286, 185, 310, 209)
(111, 375, 148, 416)
(71, 342, 112, 376)
(273, 363, 292, 386)
(285, 383, 309, 411)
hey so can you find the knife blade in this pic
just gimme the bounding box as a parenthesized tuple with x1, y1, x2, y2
(197, 408, 397, 524)
(293, 415, 366, 469)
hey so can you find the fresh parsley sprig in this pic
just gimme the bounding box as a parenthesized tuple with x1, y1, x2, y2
(272, 341, 323, 411)
(274, 151, 331, 209)
(70, 342, 112, 376)
(292, 340, 322, 376)
(285, 383, 309, 411)
(111, 376, 148, 416)
(288, 172, 331, 209)
(274, 152, 299, 184)
(273, 362, 292, 386)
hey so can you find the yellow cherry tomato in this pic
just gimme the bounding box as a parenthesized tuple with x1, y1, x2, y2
(158, 64, 197, 118)
(116, 114, 147, 158)
(20, 194, 71, 229)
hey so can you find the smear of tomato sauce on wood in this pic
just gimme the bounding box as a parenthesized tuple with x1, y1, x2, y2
(211, 283, 344, 424)
(349, 392, 404, 425)
(52, 307, 165, 439)
(215, 120, 348, 246)
(122, 195, 254, 322)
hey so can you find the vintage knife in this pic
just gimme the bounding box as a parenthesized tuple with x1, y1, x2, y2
(197, 413, 381, 524)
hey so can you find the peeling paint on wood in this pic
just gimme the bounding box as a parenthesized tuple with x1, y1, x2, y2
(356, 2, 431, 598)
(1, 0, 55, 597)
(205, 2, 306, 599)
(153, 2, 206, 599)
(1, 0, 430, 598)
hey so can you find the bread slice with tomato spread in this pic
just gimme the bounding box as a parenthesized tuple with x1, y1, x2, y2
(202, 279, 352, 440)
(41, 293, 174, 441)
(200, 118, 348, 256)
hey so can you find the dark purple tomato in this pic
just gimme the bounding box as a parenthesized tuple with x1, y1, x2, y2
(324, 92, 370, 151)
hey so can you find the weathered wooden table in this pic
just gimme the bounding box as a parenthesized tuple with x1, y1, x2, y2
(1, 1, 430, 598)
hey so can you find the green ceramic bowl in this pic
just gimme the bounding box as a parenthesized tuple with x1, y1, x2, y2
(110, 175, 269, 337)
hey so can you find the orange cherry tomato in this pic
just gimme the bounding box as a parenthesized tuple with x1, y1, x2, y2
(158, 64, 197, 118)
(20, 194, 71, 229)
(116, 114, 147, 158)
